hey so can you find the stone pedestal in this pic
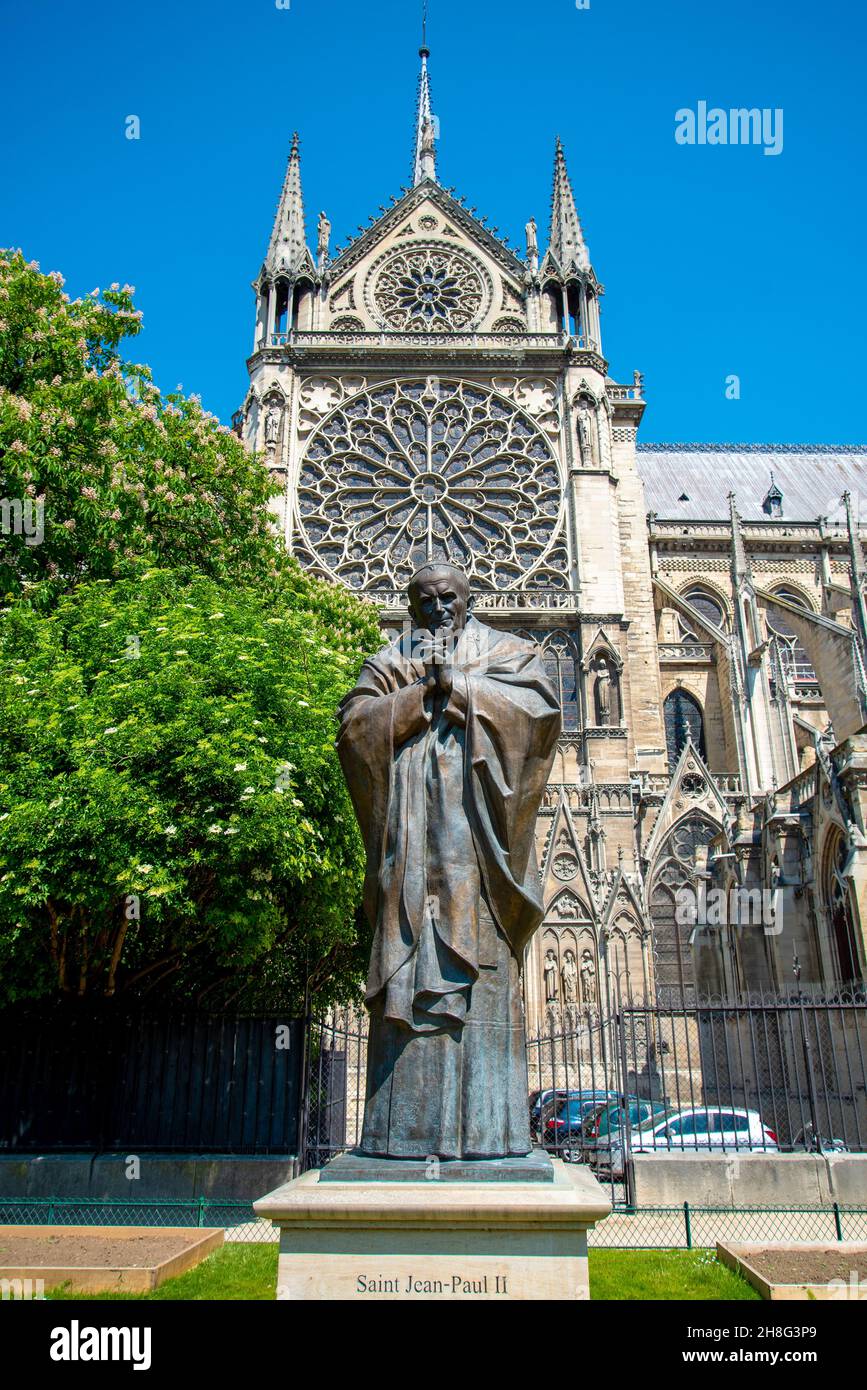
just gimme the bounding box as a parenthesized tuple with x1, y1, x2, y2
(254, 1159, 611, 1301)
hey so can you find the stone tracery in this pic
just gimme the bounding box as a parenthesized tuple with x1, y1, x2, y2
(296, 377, 566, 592)
(369, 245, 489, 332)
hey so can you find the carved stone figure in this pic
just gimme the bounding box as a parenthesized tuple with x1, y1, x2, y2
(421, 119, 436, 157)
(561, 949, 578, 1004)
(544, 948, 559, 1002)
(264, 405, 281, 448)
(580, 948, 597, 1006)
(317, 211, 331, 264)
(525, 216, 538, 261)
(577, 402, 594, 463)
(594, 656, 613, 726)
(337, 563, 561, 1158)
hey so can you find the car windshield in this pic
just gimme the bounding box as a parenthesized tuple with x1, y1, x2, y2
(637, 1110, 673, 1133)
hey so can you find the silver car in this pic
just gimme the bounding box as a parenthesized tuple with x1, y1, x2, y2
(600, 1105, 779, 1179)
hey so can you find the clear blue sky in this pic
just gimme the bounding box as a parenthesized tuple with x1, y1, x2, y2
(2, 0, 864, 443)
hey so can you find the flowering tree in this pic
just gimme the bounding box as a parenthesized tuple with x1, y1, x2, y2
(0, 249, 385, 1008)
(0, 570, 381, 1008)
(0, 249, 281, 607)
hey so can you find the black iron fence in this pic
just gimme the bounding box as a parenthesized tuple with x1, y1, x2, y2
(2, 991, 863, 1184)
(302, 991, 867, 1206)
(0, 1005, 304, 1154)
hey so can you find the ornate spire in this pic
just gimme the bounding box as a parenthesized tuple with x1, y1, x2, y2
(265, 133, 308, 276)
(548, 138, 589, 273)
(412, 15, 437, 187)
(728, 491, 751, 585)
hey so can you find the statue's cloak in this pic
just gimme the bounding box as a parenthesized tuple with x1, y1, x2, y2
(337, 617, 561, 1033)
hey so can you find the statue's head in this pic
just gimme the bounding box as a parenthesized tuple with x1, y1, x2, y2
(408, 563, 470, 636)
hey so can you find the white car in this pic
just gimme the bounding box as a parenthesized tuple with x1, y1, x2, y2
(600, 1106, 779, 1178)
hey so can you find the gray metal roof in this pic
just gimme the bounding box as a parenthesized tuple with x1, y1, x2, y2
(636, 445, 867, 522)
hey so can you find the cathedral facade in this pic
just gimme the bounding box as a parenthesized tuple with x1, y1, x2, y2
(236, 50, 867, 1031)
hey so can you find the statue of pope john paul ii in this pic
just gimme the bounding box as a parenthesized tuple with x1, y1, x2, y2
(337, 563, 561, 1159)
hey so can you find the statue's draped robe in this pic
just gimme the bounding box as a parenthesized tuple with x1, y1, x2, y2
(337, 618, 561, 1158)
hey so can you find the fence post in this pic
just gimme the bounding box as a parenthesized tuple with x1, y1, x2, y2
(197, 1196, 205, 1229)
(47, 1200, 55, 1225)
(833, 1202, 843, 1242)
(796, 993, 822, 1148)
(296, 989, 313, 1173)
(683, 1201, 692, 1250)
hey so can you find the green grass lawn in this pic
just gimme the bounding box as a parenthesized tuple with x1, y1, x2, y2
(589, 1249, 760, 1301)
(45, 1244, 760, 1301)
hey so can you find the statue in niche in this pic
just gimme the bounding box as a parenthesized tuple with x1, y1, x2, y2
(264, 405, 282, 448)
(317, 211, 331, 265)
(593, 655, 617, 726)
(337, 562, 561, 1159)
(580, 948, 597, 1006)
(561, 949, 578, 1004)
(544, 948, 559, 1003)
(576, 401, 594, 464)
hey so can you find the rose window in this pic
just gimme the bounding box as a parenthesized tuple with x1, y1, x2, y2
(295, 378, 565, 592)
(370, 247, 487, 332)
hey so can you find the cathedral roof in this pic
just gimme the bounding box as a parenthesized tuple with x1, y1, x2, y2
(637, 444, 867, 522)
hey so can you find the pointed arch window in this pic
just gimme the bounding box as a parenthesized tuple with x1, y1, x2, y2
(679, 588, 727, 637)
(649, 814, 719, 1005)
(823, 829, 862, 986)
(767, 588, 817, 687)
(518, 629, 579, 730)
(664, 688, 706, 766)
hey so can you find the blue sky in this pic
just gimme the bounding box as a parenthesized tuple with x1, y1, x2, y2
(2, 0, 864, 443)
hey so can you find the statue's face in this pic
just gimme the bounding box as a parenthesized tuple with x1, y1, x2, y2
(409, 570, 468, 636)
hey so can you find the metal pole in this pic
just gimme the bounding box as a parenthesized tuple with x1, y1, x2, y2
(794, 954, 822, 1150)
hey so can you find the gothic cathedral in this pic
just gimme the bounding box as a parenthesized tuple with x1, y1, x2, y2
(235, 48, 867, 1030)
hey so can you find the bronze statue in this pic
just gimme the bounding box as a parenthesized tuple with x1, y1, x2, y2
(337, 563, 561, 1159)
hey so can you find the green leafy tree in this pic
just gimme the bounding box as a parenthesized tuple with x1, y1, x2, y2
(0, 568, 381, 1010)
(0, 249, 282, 607)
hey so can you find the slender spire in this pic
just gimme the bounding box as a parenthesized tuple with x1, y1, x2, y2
(412, 9, 437, 186)
(265, 133, 308, 276)
(549, 138, 590, 272)
(728, 491, 751, 585)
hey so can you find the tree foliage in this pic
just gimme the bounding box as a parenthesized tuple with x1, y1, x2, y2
(0, 249, 384, 1011)
(0, 570, 380, 1009)
(0, 248, 283, 607)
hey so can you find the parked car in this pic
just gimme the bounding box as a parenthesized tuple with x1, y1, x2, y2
(541, 1091, 621, 1151)
(530, 1088, 615, 1137)
(564, 1097, 669, 1166)
(529, 1089, 570, 1137)
(598, 1106, 779, 1179)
